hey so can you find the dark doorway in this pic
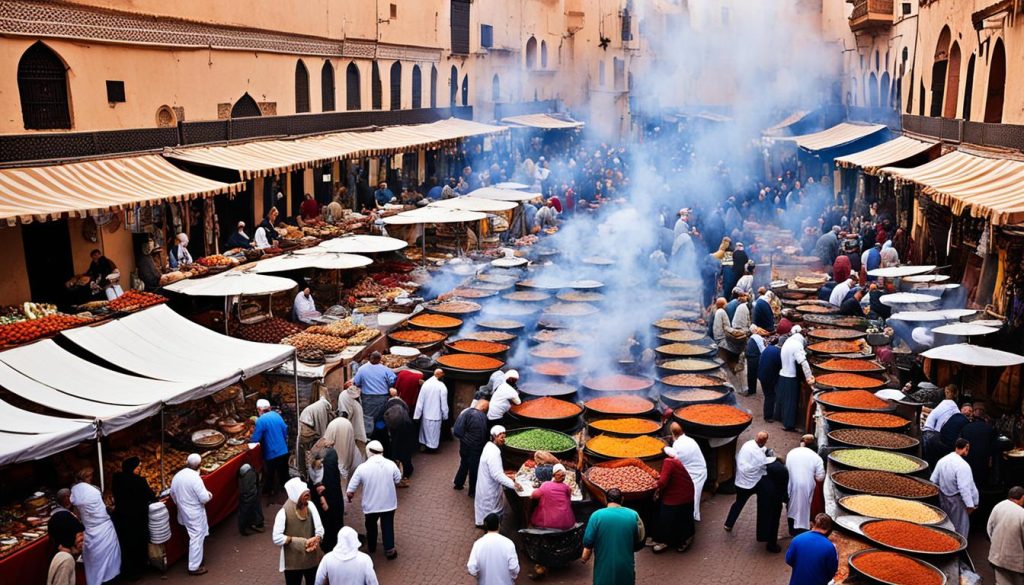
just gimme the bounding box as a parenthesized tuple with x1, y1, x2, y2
(346, 63, 361, 111)
(411, 65, 422, 109)
(450, 66, 458, 106)
(929, 27, 950, 118)
(17, 42, 71, 130)
(962, 54, 975, 121)
(984, 40, 1006, 124)
(22, 220, 74, 305)
(390, 61, 403, 111)
(215, 183, 254, 250)
(430, 66, 438, 108)
(295, 60, 310, 113)
(232, 93, 262, 118)
(265, 175, 285, 219)
(314, 164, 333, 206)
(372, 62, 383, 110)
(290, 169, 306, 220)
(943, 42, 961, 119)
(461, 75, 469, 106)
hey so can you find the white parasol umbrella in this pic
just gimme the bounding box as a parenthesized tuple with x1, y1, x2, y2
(468, 187, 541, 202)
(492, 182, 531, 190)
(921, 344, 1024, 367)
(313, 235, 408, 254)
(163, 271, 296, 296)
(248, 252, 371, 273)
(888, 309, 977, 322)
(867, 265, 937, 278)
(381, 207, 488, 225)
(306, 253, 373, 271)
(429, 197, 518, 213)
(879, 292, 943, 307)
(903, 274, 950, 284)
(932, 323, 1000, 336)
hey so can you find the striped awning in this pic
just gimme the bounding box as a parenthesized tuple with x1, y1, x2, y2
(164, 118, 508, 179)
(784, 122, 886, 152)
(763, 110, 809, 136)
(879, 150, 1024, 225)
(834, 136, 939, 175)
(500, 113, 584, 129)
(0, 155, 243, 225)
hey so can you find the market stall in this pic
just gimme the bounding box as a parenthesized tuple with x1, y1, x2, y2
(382, 207, 488, 263)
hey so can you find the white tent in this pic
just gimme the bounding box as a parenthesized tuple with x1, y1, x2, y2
(163, 270, 297, 296)
(313, 235, 408, 254)
(248, 252, 371, 273)
(381, 207, 488, 225)
(468, 187, 542, 202)
(429, 197, 518, 213)
(921, 344, 1024, 367)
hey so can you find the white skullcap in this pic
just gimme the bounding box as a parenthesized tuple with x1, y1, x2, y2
(366, 440, 384, 456)
(187, 453, 201, 467)
(490, 425, 506, 437)
(791, 325, 802, 335)
(552, 463, 566, 474)
(256, 399, 271, 410)
(504, 370, 519, 380)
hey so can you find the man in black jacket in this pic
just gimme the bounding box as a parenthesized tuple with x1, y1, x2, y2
(452, 399, 490, 497)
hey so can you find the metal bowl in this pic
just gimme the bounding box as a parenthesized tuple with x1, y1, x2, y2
(582, 375, 655, 396)
(824, 412, 910, 432)
(518, 381, 578, 399)
(813, 389, 894, 413)
(655, 358, 724, 377)
(659, 387, 733, 409)
(848, 549, 947, 585)
(671, 405, 752, 439)
(830, 469, 938, 500)
(858, 520, 967, 555)
(828, 448, 928, 475)
(583, 396, 657, 419)
(838, 496, 946, 525)
(827, 430, 920, 453)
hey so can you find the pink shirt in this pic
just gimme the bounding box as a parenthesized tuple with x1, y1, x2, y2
(530, 481, 575, 530)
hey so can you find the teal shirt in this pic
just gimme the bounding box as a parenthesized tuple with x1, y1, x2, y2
(583, 505, 641, 585)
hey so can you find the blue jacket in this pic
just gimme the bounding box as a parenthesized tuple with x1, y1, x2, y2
(785, 531, 838, 585)
(752, 298, 774, 332)
(758, 344, 782, 390)
(249, 410, 289, 461)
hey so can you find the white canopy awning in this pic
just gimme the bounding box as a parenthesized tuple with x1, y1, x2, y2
(468, 187, 541, 202)
(921, 343, 1024, 367)
(0, 426, 97, 467)
(248, 252, 372, 273)
(879, 292, 943, 307)
(762, 111, 810, 137)
(867, 265, 937, 278)
(492, 182, 530, 190)
(163, 270, 297, 296)
(889, 309, 977, 322)
(381, 207, 488, 225)
(500, 113, 584, 129)
(313, 235, 408, 254)
(429, 197, 518, 212)
(834, 136, 938, 175)
(932, 323, 1000, 336)
(783, 122, 887, 152)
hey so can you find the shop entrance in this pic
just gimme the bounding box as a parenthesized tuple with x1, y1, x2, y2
(21, 220, 74, 304)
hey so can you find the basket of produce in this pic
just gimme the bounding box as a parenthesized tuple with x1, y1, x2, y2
(586, 417, 663, 438)
(436, 353, 505, 377)
(556, 291, 605, 303)
(503, 290, 552, 303)
(217, 418, 248, 435)
(584, 434, 667, 463)
(530, 361, 579, 380)
(848, 549, 947, 585)
(582, 458, 660, 504)
(814, 390, 894, 412)
(654, 343, 717, 358)
(827, 429, 919, 452)
(830, 470, 939, 500)
(655, 358, 723, 376)
(584, 396, 657, 419)
(463, 330, 518, 344)
(582, 375, 655, 396)
(297, 349, 326, 366)
(811, 358, 886, 374)
(838, 495, 947, 525)
(802, 314, 871, 330)
(659, 388, 732, 409)
(191, 429, 226, 451)
(445, 339, 510, 359)
(656, 330, 708, 343)
(824, 411, 910, 432)
(108, 290, 167, 313)
(529, 344, 583, 361)
(503, 427, 578, 468)
(828, 449, 927, 474)
(509, 397, 583, 430)
(407, 313, 464, 332)
(807, 339, 869, 355)
(0, 314, 92, 347)
(672, 404, 752, 439)
(530, 329, 584, 345)
(426, 300, 482, 316)
(806, 327, 867, 341)
(477, 319, 526, 332)
(388, 329, 448, 351)
(858, 519, 966, 556)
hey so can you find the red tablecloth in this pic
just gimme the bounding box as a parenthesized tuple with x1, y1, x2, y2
(0, 445, 262, 585)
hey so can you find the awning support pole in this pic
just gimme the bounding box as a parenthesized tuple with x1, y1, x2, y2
(293, 352, 301, 478)
(97, 436, 106, 492)
(160, 406, 166, 493)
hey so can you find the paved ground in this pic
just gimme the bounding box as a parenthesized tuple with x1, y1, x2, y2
(139, 389, 995, 584)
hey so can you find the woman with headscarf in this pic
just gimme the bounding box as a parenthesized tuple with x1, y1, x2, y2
(168, 233, 193, 268)
(112, 457, 156, 579)
(272, 478, 324, 585)
(832, 254, 851, 285)
(306, 439, 345, 553)
(314, 526, 379, 585)
(322, 415, 362, 482)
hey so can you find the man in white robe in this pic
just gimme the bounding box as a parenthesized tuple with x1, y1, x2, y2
(71, 468, 121, 585)
(474, 426, 520, 526)
(669, 422, 708, 521)
(323, 415, 363, 481)
(293, 287, 321, 323)
(828, 278, 855, 307)
(169, 453, 213, 575)
(786, 435, 825, 534)
(415, 369, 450, 450)
(467, 512, 519, 585)
(931, 438, 979, 537)
(315, 527, 379, 585)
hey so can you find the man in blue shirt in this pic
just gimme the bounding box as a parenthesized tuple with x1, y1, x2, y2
(425, 177, 443, 201)
(785, 513, 838, 585)
(248, 398, 290, 497)
(374, 182, 395, 208)
(352, 351, 397, 438)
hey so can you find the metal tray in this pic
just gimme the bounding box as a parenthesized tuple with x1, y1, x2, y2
(847, 549, 947, 585)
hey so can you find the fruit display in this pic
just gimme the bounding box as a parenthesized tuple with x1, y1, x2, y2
(282, 332, 349, 353)
(232, 317, 304, 344)
(0, 302, 60, 325)
(0, 314, 91, 346)
(196, 254, 238, 268)
(108, 290, 167, 313)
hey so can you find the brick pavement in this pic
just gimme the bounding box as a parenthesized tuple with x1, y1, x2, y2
(137, 390, 994, 584)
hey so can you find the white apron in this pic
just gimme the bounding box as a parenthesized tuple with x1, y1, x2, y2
(474, 442, 515, 525)
(785, 447, 825, 530)
(71, 482, 121, 585)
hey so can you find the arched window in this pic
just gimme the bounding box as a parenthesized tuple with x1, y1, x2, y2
(430, 66, 438, 108)
(390, 61, 402, 110)
(525, 37, 538, 70)
(880, 72, 891, 109)
(540, 40, 548, 69)
(346, 62, 361, 111)
(929, 26, 951, 117)
(492, 74, 501, 102)
(984, 39, 1005, 123)
(295, 60, 310, 113)
(461, 75, 469, 106)
(874, 50, 880, 72)
(371, 61, 382, 110)
(962, 54, 976, 121)
(411, 65, 422, 109)
(942, 42, 961, 119)
(450, 66, 458, 106)
(17, 42, 71, 130)
(868, 73, 879, 108)
(321, 61, 335, 112)
(231, 93, 262, 118)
